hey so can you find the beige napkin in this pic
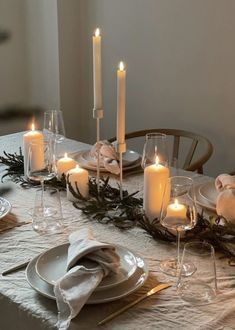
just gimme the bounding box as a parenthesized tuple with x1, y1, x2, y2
(215, 174, 235, 192)
(90, 140, 120, 175)
(216, 189, 235, 223)
(54, 228, 120, 330)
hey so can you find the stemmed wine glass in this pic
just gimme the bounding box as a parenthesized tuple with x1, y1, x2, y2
(43, 110, 66, 143)
(160, 176, 197, 276)
(26, 139, 56, 190)
(26, 139, 56, 232)
(142, 133, 169, 221)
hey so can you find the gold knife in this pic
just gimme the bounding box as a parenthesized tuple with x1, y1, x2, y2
(2, 260, 30, 276)
(98, 282, 172, 326)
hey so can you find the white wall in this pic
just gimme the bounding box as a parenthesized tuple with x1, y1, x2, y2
(0, 0, 29, 107)
(25, 0, 60, 110)
(0, 0, 60, 134)
(57, 0, 235, 177)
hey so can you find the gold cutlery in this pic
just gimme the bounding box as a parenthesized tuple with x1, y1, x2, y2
(98, 282, 172, 326)
(2, 260, 30, 276)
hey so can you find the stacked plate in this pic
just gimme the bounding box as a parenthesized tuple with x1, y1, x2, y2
(0, 197, 11, 220)
(193, 180, 219, 212)
(26, 244, 148, 304)
(75, 149, 141, 172)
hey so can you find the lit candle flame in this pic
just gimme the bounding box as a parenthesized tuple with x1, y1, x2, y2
(119, 61, 125, 71)
(155, 155, 159, 165)
(64, 153, 68, 158)
(95, 28, 100, 37)
(174, 199, 179, 208)
(31, 123, 35, 131)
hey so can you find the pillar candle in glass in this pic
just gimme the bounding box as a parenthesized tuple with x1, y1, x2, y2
(144, 156, 170, 221)
(57, 153, 77, 178)
(67, 165, 89, 201)
(23, 123, 44, 175)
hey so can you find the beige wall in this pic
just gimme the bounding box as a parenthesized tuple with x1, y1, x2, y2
(0, 0, 60, 134)
(58, 0, 235, 176)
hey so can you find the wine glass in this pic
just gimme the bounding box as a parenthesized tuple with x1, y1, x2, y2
(141, 133, 169, 169)
(43, 110, 66, 143)
(26, 140, 56, 232)
(26, 140, 56, 189)
(159, 176, 197, 276)
(142, 133, 169, 221)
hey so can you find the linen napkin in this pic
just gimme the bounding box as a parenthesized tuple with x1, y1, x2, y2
(54, 228, 120, 330)
(215, 174, 235, 192)
(216, 188, 235, 224)
(90, 140, 120, 175)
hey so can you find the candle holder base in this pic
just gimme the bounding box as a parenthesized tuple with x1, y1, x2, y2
(93, 108, 104, 119)
(116, 142, 126, 154)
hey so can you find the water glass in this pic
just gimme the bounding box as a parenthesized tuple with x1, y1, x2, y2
(32, 188, 64, 234)
(177, 241, 217, 304)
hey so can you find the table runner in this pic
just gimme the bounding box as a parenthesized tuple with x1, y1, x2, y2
(0, 132, 234, 330)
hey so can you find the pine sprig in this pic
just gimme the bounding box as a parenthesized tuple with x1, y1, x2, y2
(0, 149, 66, 190)
(68, 176, 143, 229)
(0, 149, 24, 181)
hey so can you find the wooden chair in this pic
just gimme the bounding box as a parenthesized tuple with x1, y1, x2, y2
(108, 129, 213, 174)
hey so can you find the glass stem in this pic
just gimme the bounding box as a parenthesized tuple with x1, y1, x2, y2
(177, 229, 181, 269)
(41, 179, 44, 209)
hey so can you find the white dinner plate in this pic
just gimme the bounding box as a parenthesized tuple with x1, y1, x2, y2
(192, 183, 216, 213)
(198, 181, 218, 206)
(75, 150, 141, 173)
(0, 197, 11, 220)
(26, 251, 148, 304)
(36, 244, 137, 290)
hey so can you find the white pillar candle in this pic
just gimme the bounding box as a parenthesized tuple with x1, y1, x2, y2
(67, 164, 89, 201)
(166, 199, 187, 218)
(57, 153, 77, 178)
(117, 61, 126, 145)
(143, 156, 169, 221)
(93, 28, 102, 110)
(23, 123, 44, 175)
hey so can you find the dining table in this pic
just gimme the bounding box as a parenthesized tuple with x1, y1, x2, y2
(0, 131, 235, 330)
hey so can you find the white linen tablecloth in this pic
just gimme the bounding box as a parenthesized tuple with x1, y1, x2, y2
(0, 132, 235, 330)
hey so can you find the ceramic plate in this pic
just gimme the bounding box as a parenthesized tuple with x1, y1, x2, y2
(192, 183, 216, 213)
(26, 251, 148, 304)
(198, 181, 218, 206)
(0, 197, 11, 219)
(75, 150, 141, 173)
(35, 244, 137, 289)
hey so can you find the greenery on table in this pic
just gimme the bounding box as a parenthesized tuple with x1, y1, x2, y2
(0, 149, 66, 190)
(68, 176, 143, 229)
(69, 177, 235, 260)
(1, 149, 235, 260)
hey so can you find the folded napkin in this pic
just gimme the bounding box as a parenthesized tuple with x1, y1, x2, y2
(216, 189, 235, 223)
(54, 228, 120, 330)
(90, 140, 120, 175)
(215, 174, 235, 192)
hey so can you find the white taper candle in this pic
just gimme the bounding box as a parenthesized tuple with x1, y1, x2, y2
(117, 61, 126, 145)
(93, 28, 102, 110)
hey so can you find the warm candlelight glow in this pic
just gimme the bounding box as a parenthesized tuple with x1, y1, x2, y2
(155, 155, 159, 166)
(95, 28, 100, 37)
(64, 153, 68, 158)
(31, 123, 35, 131)
(119, 61, 125, 71)
(174, 199, 179, 208)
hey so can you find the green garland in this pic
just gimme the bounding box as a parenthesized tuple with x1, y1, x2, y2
(0, 149, 66, 190)
(1, 150, 235, 260)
